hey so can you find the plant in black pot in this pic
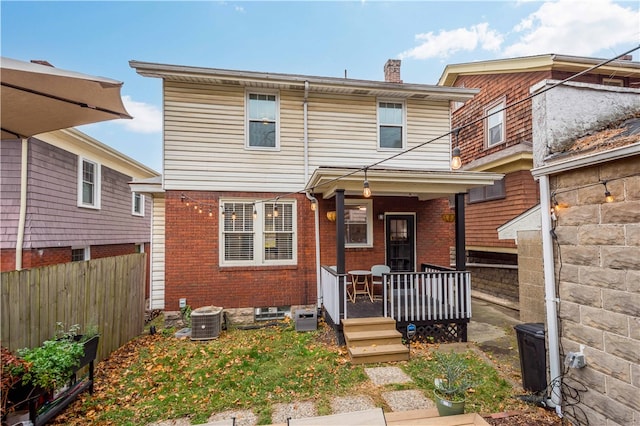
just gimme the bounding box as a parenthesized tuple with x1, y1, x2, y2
(432, 351, 477, 416)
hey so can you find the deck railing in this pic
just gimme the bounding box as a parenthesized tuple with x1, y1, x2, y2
(320, 265, 472, 326)
(384, 271, 472, 322)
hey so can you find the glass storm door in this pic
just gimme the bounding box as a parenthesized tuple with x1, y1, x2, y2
(385, 215, 415, 272)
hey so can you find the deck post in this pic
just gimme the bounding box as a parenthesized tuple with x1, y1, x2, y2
(454, 193, 466, 271)
(336, 189, 346, 318)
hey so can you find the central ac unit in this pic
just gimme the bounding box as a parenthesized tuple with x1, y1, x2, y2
(190, 306, 223, 340)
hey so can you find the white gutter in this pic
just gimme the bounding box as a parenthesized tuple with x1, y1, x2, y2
(302, 81, 322, 307)
(538, 174, 563, 416)
(15, 138, 28, 271)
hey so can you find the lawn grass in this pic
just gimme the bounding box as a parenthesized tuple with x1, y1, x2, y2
(57, 319, 524, 425)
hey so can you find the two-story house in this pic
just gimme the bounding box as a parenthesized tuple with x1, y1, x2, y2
(130, 59, 503, 329)
(0, 129, 159, 282)
(437, 53, 640, 315)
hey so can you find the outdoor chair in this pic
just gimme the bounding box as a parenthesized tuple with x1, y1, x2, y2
(370, 264, 390, 300)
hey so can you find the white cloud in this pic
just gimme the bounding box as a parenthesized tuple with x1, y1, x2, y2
(398, 23, 504, 59)
(503, 0, 640, 57)
(119, 96, 162, 134)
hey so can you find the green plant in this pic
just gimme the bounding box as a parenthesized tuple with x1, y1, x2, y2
(180, 305, 192, 328)
(17, 323, 85, 391)
(80, 324, 99, 342)
(433, 351, 476, 402)
(1, 346, 30, 418)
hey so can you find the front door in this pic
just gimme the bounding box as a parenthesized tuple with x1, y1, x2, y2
(385, 214, 415, 272)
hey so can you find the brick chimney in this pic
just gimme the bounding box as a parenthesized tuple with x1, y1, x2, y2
(384, 59, 402, 83)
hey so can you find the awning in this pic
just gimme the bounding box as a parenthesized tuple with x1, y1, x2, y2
(1, 57, 132, 139)
(306, 167, 504, 200)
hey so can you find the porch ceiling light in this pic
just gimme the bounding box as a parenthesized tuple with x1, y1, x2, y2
(363, 169, 371, 198)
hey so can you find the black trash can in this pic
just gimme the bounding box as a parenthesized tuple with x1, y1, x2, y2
(514, 323, 547, 393)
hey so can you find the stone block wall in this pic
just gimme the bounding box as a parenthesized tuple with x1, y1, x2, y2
(517, 230, 545, 323)
(552, 155, 639, 425)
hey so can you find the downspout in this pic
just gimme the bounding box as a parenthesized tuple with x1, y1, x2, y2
(15, 137, 29, 271)
(538, 174, 563, 416)
(302, 81, 321, 307)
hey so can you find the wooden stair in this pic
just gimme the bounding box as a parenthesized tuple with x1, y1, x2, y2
(342, 317, 409, 364)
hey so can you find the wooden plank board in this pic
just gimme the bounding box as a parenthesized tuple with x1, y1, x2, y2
(288, 408, 386, 426)
(385, 410, 489, 426)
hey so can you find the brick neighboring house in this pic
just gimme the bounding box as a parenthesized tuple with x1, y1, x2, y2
(130, 59, 502, 323)
(437, 54, 640, 311)
(1, 129, 159, 291)
(531, 110, 640, 425)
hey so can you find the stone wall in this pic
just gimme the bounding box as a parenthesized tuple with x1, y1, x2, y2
(517, 230, 545, 323)
(552, 155, 640, 425)
(467, 265, 519, 305)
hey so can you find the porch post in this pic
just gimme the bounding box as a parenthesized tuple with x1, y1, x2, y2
(454, 192, 466, 271)
(336, 189, 346, 318)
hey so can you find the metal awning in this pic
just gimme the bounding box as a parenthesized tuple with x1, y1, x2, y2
(306, 167, 504, 200)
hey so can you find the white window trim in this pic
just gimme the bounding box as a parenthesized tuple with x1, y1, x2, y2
(245, 90, 280, 151)
(485, 99, 506, 148)
(77, 157, 101, 209)
(377, 99, 406, 151)
(71, 246, 90, 261)
(132, 192, 145, 216)
(219, 198, 297, 267)
(345, 199, 373, 248)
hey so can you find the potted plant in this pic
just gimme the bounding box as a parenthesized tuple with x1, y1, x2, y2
(432, 351, 477, 416)
(17, 323, 99, 394)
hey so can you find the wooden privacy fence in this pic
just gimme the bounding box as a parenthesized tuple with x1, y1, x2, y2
(1, 254, 146, 363)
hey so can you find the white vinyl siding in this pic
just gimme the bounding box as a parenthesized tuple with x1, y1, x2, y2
(162, 82, 454, 191)
(78, 157, 101, 209)
(150, 197, 165, 310)
(485, 100, 505, 147)
(220, 199, 297, 266)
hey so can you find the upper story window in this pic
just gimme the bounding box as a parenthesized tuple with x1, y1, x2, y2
(345, 199, 373, 247)
(485, 100, 505, 147)
(78, 157, 101, 209)
(378, 101, 405, 149)
(220, 199, 296, 266)
(132, 192, 145, 216)
(247, 92, 279, 149)
(468, 178, 506, 203)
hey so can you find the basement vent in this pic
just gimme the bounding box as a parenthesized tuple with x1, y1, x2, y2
(190, 306, 223, 340)
(254, 306, 290, 321)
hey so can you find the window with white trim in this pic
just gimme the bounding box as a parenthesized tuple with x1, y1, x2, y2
(220, 199, 296, 266)
(345, 200, 373, 247)
(132, 192, 144, 216)
(71, 247, 90, 262)
(378, 101, 405, 149)
(485, 100, 505, 147)
(246, 92, 279, 149)
(78, 157, 101, 209)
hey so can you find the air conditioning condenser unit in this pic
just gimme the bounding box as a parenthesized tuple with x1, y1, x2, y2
(190, 306, 223, 340)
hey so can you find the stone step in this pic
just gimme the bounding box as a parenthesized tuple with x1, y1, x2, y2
(344, 329, 403, 347)
(348, 343, 410, 364)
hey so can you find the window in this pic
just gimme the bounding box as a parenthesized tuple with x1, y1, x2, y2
(378, 101, 405, 149)
(220, 199, 296, 266)
(345, 200, 373, 247)
(247, 92, 278, 149)
(602, 78, 624, 87)
(71, 247, 89, 262)
(77, 157, 101, 209)
(132, 192, 144, 216)
(485, 101, 505, 147)
(468, 178, 506, 203)
(135, 243, 144, 253)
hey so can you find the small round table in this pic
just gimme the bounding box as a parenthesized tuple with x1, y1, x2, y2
(348, 270, 373, 303)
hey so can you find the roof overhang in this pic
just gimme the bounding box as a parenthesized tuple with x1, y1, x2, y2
(307, 167, 504, 200)
(130, 60, 479, 103)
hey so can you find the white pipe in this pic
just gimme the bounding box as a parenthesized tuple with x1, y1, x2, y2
(302, 81, 321, 307)
(539, 174, 563, 416)
(15, 138, 29, 271)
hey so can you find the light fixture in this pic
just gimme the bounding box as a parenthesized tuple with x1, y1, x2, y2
(363, 169, 371, 198)
(451, 128, 462, 170)
(273, 203, 279, 218)
(231, 210, 237, 220)
(193, 204, 198, 210)
(310, 199, 317, 211)
(326, 211, 336, 222)
(253, 207, 257, 219)
(208, 209, 213, 217)
(603, 181, 614, 203)
(180, 193, 186, 203)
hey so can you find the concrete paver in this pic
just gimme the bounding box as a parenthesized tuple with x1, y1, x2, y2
(364, 366, 413, 385)
(381, 390, 435, 412)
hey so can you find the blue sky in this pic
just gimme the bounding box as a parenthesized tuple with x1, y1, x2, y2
(2, 1, 639, 173)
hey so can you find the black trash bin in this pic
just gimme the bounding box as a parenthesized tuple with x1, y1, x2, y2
(514, 323, 547, 393)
